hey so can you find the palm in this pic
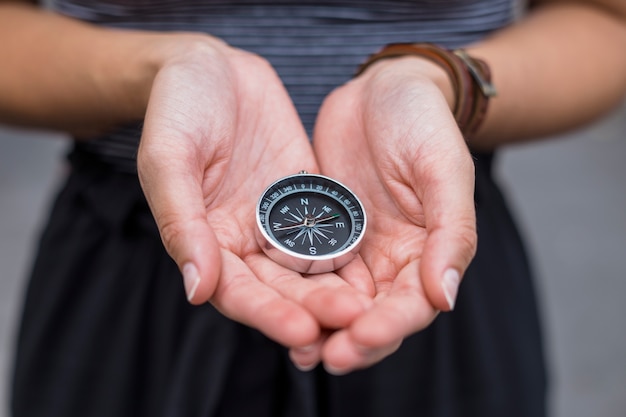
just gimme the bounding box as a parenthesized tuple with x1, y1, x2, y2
(314, 80, 434, 323)
(312, 68, 476, 371)
(138, 44, 372, 349)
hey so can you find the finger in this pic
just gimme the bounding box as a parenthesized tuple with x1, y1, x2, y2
(288, 331, 329, 372)
(211, 250, 320, 348)
(321, 329, 402, 375)
(247, 254, 372, 329)
(321, 261, 437, 372)
(420, 223, 477, 311)
(301, 284, 374, 330)
(304, 257, 375, 329)
(334, 254, 376, 297)
(137, 142, 222, 305)
(417, 147, 477, 311)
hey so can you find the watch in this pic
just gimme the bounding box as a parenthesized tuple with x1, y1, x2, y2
(255, 171, 367, 274)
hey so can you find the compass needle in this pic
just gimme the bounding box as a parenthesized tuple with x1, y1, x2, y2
(315, 213, 341, 223)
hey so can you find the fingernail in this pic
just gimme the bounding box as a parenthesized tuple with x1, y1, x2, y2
(442, 268, 461, 311)
(294, 361, 318, 372)
(291, 344, 319, 372)
(293, 344, 317, 355)
(182, 263, 201, 302)
(324, 363, 348, 376)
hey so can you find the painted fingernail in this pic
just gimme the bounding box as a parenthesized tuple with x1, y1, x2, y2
(182, 263, 201, 302)
(442, 268, 461, 311)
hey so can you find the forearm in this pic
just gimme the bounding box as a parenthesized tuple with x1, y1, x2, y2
(467, 1, 626, 149)
(0, 2, 220, 134)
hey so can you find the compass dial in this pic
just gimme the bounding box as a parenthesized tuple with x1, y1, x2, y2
(256, 173, 366, 274)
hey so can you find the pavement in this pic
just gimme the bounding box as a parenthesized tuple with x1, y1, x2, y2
(1, 100, 625, 416)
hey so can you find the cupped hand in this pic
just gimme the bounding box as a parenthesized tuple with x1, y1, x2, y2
(137, 36, 374, 350)
(304, 57, 478, 373)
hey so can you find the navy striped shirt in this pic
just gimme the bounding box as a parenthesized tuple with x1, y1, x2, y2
(50, 0, 523, 171)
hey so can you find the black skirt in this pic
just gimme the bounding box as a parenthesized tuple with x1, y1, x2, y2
(11, 146, 547, 417)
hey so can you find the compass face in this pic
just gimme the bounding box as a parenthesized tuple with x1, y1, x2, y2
(255, 173, 366, 274)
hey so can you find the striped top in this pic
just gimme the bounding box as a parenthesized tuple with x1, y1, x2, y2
(50, 0, 524, 172)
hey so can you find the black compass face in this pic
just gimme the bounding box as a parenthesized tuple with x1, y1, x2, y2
(256, 173, 366, 272)
(266, 190, 354, 256)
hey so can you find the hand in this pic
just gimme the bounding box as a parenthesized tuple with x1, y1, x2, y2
(300, 57, 477, 373)
(137, 36, 374, 350)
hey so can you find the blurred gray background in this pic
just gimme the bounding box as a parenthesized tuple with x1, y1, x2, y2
(1, 101, 625, 416)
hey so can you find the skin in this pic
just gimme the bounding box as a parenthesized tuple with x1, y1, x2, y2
(304, 60, 477, 372)
(137, 42, 377, 349)
(1, 0, 625, 375)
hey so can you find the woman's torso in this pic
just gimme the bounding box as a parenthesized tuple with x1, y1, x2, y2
(48, 0, 523, 171)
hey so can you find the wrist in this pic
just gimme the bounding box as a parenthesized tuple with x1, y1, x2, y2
(356, 43, 497, 139)
(91, 31, 228, 125)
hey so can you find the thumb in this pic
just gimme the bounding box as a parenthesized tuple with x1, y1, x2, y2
(420, 223, 477, 311)
(137, 147, 222, 305)
(161, 216, 222, 305)
(417, 152, 477, 311)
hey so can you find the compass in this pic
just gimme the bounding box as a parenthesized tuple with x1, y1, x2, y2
(255, 172, 367, 274)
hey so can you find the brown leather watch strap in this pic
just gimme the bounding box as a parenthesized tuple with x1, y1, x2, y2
(355, 43, 497, 139)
